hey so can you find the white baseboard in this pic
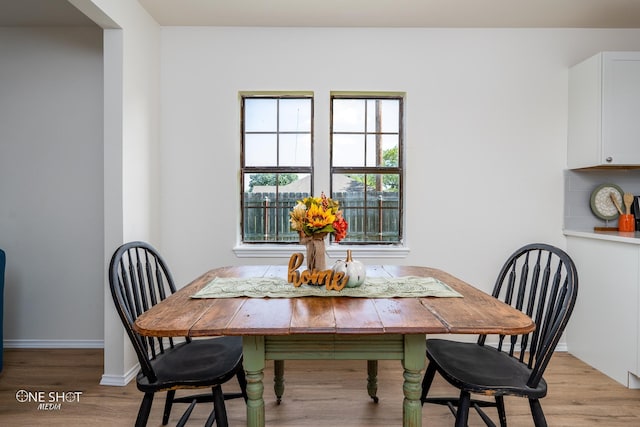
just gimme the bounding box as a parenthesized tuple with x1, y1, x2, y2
(3, 339, 104, 348)
(100, 363, 139, 387)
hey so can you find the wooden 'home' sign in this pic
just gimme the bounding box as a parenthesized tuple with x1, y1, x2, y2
(287, 252, 348, 291)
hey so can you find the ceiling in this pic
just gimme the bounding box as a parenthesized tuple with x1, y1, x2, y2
(138, 0, 640, 28)
(2, 0, 640, 28)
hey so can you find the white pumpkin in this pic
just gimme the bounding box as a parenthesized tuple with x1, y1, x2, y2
(332, 250, 366, 288)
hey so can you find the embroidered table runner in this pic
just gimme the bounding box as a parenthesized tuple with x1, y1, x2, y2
(191, 276, 462, 299)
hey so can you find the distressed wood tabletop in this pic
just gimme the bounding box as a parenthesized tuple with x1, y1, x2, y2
(134, 265, 535, 338)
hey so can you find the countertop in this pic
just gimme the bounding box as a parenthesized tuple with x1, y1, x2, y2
(564, 229, 640, 244)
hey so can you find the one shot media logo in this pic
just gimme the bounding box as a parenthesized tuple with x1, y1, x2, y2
(15, 389, 83, 410)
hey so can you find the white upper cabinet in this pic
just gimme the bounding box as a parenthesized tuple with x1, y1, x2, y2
(568, 52, 640, 169)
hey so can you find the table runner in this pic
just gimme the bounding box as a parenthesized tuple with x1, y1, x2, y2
(191, 276, 462, 299)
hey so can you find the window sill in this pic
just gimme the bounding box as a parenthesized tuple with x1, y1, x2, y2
(233, 244, 410, 259)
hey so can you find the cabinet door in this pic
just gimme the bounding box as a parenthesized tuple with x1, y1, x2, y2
(565, 237, 640, 387)
(602, 52, 640, 165)
(567, 54, 602, 169)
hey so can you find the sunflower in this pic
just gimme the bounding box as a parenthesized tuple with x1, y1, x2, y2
(305, 203, 336, 231)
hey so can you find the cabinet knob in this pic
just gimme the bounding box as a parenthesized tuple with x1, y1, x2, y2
(606, 156, 613, 163)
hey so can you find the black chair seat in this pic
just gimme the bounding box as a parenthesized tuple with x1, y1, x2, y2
(426, 338, 547, 399)
(138, 337, 243, 392)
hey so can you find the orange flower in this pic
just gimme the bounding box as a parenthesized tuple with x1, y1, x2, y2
(332, 211, 348, 243)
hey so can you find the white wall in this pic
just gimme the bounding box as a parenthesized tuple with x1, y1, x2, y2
(0, 27, 103, 346)
(159, 27, 640, 294)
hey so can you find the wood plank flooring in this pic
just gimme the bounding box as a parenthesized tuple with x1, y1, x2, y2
(1, 348, 639, 426)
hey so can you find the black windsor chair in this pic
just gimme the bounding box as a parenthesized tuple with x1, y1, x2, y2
(420, 243, 578, 427)
(109, 241, 247, 427)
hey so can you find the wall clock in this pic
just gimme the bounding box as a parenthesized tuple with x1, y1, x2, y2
(590, 183, 624, 220)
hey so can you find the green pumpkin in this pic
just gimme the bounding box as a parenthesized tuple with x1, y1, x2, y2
(332, 250, 366, 288)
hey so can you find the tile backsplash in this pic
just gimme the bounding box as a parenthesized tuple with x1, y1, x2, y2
(564, 169, 640, 230)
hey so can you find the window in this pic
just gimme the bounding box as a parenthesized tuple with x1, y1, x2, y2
(331, 94, 403, 244)
(240, 92, 404, 246)
(241, 93, 313, 242)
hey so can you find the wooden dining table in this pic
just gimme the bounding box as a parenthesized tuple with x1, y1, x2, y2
(134, 264, 535, 427)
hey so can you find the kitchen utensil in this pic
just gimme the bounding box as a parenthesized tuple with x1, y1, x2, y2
(610, 193, 624, 215)
(624, 192, 634, 215)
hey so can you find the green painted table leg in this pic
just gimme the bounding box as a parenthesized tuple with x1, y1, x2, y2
(402, 334, 426, 427)
(274, 360, 285, 404)
(367, 360, 379, 403)
(243, 336, 266, 427)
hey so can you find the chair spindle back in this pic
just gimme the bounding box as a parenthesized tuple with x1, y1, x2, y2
(478, 243, 578, 388)
(109, 241, 187, 383)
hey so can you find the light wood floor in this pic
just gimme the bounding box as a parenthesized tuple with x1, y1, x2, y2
(1, 348, 640, 426)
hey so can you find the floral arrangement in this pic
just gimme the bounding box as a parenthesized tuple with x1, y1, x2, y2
(290, 192, 348, 242)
